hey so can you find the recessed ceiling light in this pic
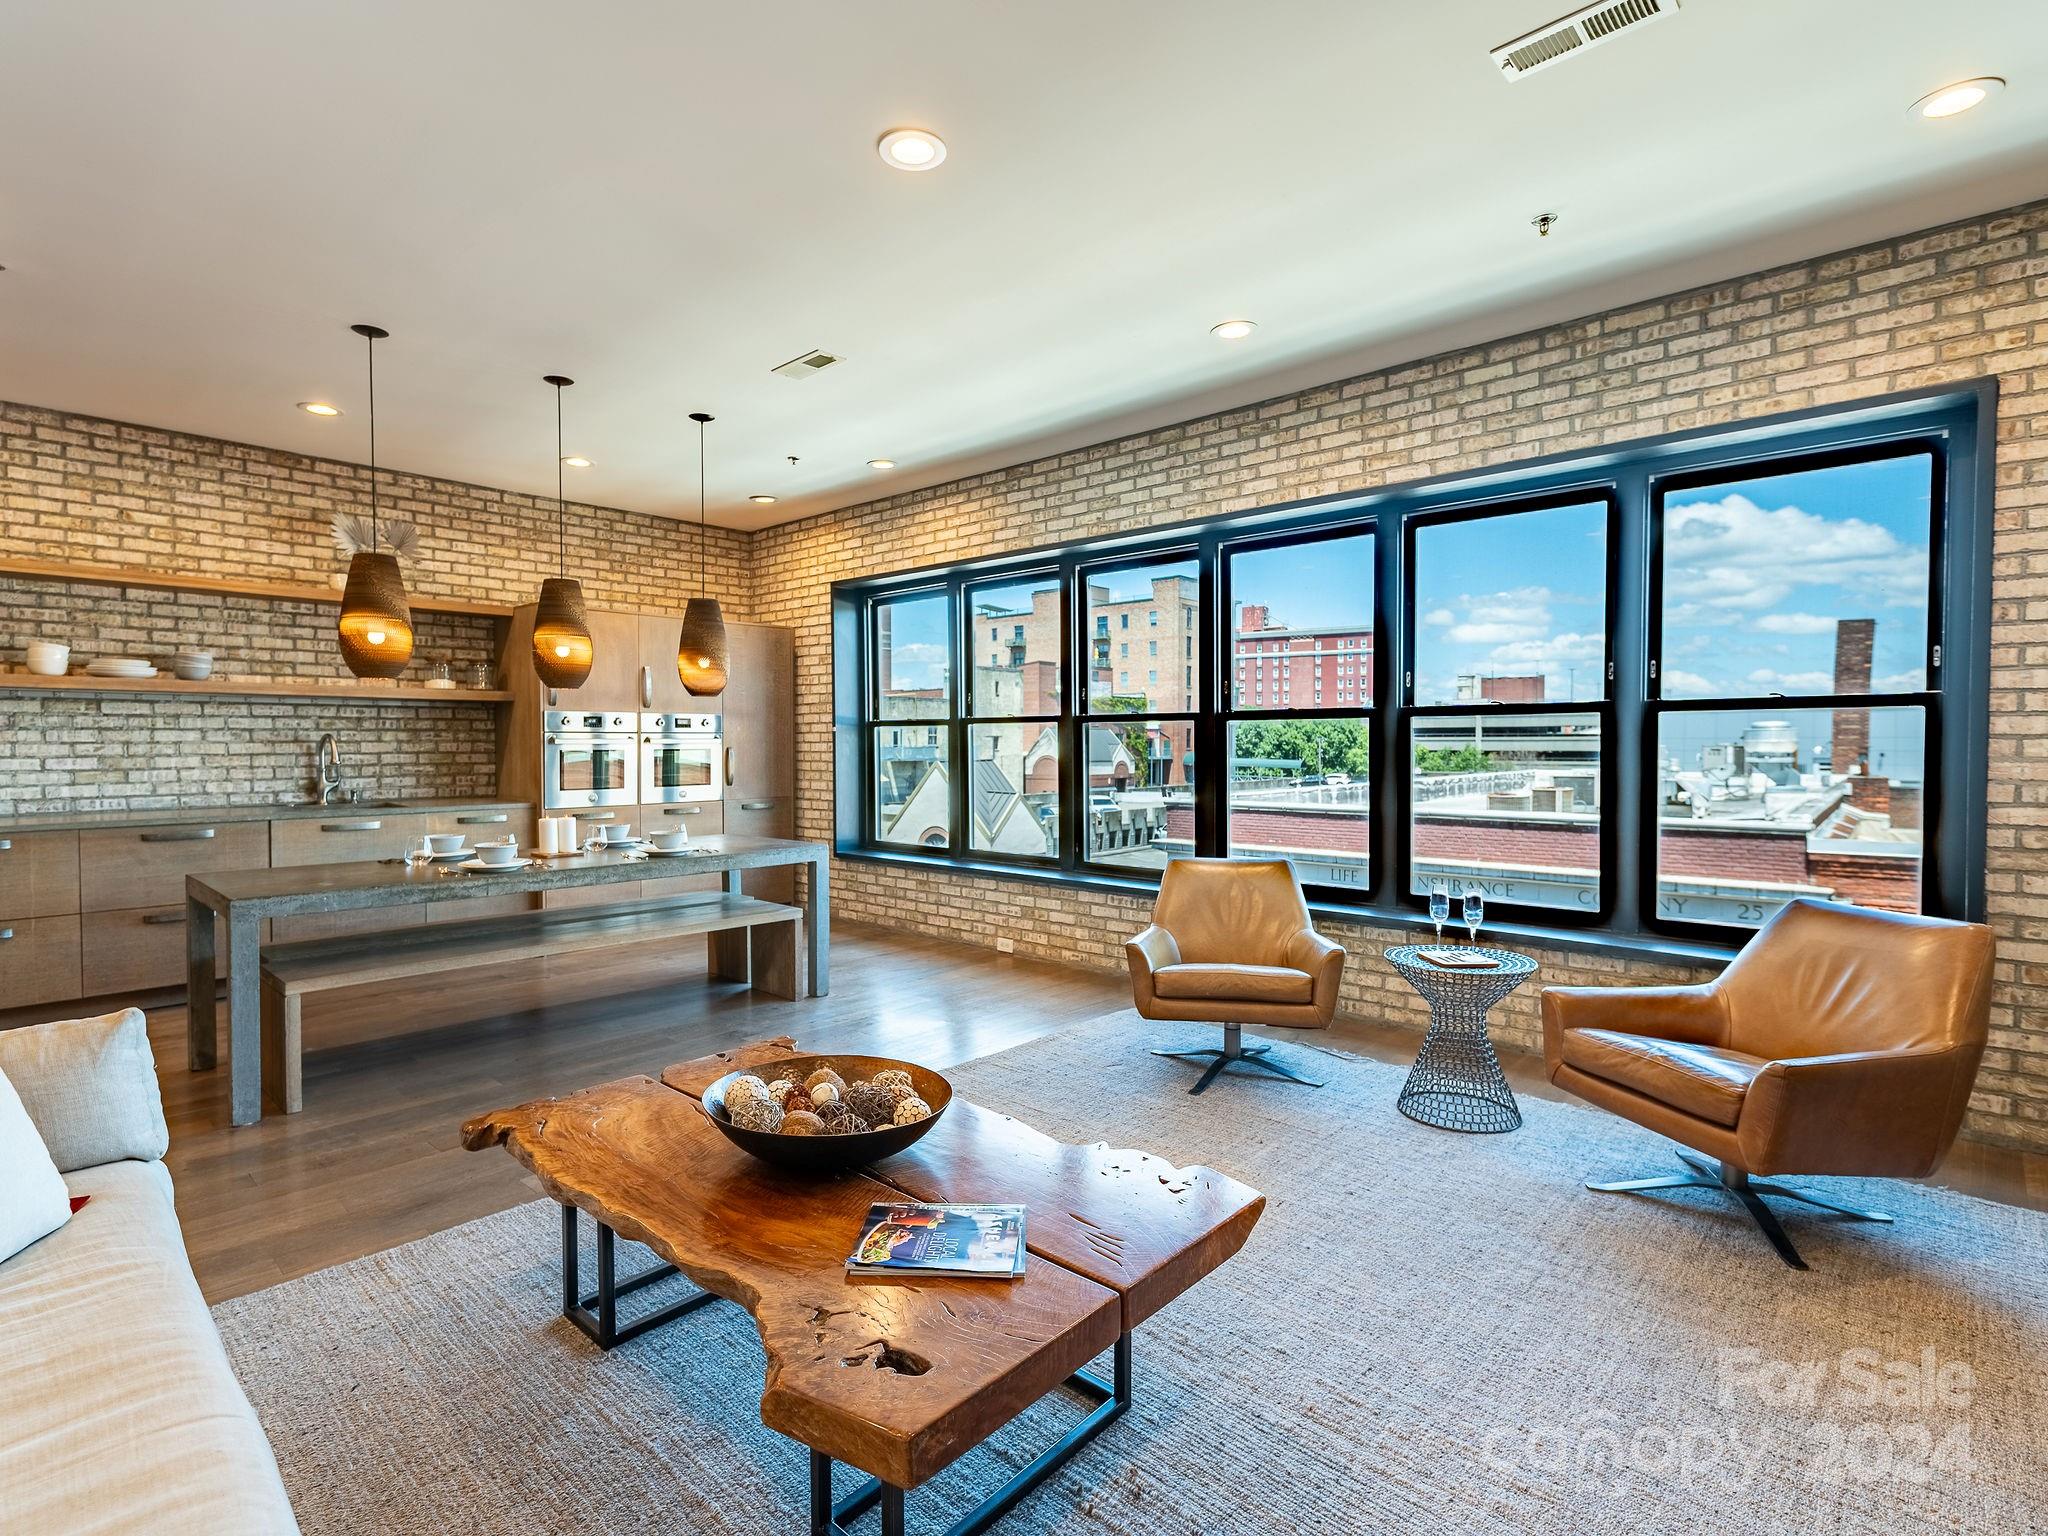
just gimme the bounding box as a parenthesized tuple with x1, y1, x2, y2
(748, 494, 779, 504)
(298, 401, 342, 416)
(1210, 320, 1256, 341)
(560, 455, 592, 468)
(1912, 77, 2004, 119)
(877, 128, 947, 172)
(867, 458, 896, 470)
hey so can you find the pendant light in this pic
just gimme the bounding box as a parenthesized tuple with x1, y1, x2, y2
(335, 323, 415, 678)
(677, 410, 728, 697)
(531, 374, 594, 688)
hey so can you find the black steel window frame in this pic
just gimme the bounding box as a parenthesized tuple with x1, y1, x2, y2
(1397, 489, 1621, 929)
(961, 567, 1066, 868)
(1641, 437, 1950, 944)
(832, 380, 1993, 957)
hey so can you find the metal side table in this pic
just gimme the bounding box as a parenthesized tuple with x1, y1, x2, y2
(1384, 945, 1538, 1134)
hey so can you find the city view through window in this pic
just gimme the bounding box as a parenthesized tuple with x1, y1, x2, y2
(858, 432, 1949, 937)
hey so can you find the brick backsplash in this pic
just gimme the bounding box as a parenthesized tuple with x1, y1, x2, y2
(0, 409, 752, 816)
(751, 197, 2048, 1151)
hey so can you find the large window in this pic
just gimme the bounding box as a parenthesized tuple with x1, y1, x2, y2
(836, 384, 1989, 951)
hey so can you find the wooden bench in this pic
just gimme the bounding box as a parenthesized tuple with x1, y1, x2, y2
(258, 892, 802, 1113)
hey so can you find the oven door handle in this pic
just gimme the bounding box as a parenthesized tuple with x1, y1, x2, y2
(725, 747, 735, 788)
(640, 665, 652, 710)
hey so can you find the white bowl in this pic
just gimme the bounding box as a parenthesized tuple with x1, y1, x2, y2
(25, 643, 69, 676)
(649, 829, 689, 850)
(473, 843, 521, 867)
(174, 661, 214, 680)
(424, 833, 467, 855)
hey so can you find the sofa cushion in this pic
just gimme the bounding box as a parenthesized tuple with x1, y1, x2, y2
(0, 1066, 71, 1265)
(1560, 1028, 1767, 1128)
(1153, 962, 1315, 1005)
(0, 1009, 169, 1174)
(0, 1160, 299, 1534)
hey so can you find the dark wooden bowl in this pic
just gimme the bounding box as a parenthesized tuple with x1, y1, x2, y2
(700, 1054, 952, 1171)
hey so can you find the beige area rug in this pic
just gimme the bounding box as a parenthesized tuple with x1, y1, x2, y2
(214, 1012, 2048, 1534)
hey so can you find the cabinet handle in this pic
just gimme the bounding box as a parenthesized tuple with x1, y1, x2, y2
(583, 812, 617, 822)
(725, 747, 736, 788)
(143, 911, 184, 925)
(321, 820, 383, 832)
(455, 814, 508, 825)
(664, 806, 701, 817)
(740, 800, 772, 811)
(640, 665, 652, 709)
(141, 827, 217, 842)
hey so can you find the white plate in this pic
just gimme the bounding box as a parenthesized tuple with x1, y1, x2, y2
(427, 848, 472, 860)
(590, 838, 644, 851)
(86, 663, 157, 677)
(457, 856, 532, 872)
(642, 845, 703, 856)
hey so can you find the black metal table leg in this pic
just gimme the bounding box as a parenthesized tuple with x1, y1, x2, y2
(559, 1202, 721, 1349)
(809, 1332, 1133, 1535)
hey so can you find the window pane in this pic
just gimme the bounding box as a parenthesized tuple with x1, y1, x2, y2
(1227, 719, 1370, 890)
(968, 575, 1061, 716)
(1659, 456, 1932, 699)
(1085, 559, 1198, 711)
(1412, 502, 1607, 705)
(1083, 719, 1194, 871)
(873, 726, 949, 848)
(875, 591, 951, 720)
(1229, 533, 1373, 708)
(968, 723, 1058, 859)
(1656, 706, 1923, 928)
(1410, 712, 1602, 913)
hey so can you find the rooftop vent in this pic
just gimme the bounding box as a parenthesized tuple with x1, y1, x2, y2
(1491, 0, 1677, 79)
(770, 349, 843, 380)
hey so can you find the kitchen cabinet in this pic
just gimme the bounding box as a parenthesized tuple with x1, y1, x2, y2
(721, 622, 797, 902)
(269, 813, 427, 941)
(422, 808, 537, 925)
(79, 821, 268, 912)
(636, 800, 724, 896)
(0, 916, 82, 1008)
(544, 608, 643, 710)
(639, 613, 691, 712)
(0, 831, 80, 918)
(82, 906, 227, 995)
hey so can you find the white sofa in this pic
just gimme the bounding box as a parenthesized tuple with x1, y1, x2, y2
(0, 1010, 299, 1535)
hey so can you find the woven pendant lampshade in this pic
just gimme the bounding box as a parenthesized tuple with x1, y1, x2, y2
(337, 549, 415, 679)
(531, 375, 594, 689)
(336, 324, 415, 678)
(678, 411, 728, 698)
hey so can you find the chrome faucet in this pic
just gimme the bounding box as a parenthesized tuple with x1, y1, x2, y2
(316, 732, 348, 805)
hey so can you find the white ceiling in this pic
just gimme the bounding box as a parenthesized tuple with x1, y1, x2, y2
(2, 1, 2045, 532)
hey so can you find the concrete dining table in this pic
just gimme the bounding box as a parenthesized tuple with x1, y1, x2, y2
(184, 834, 830, 1126)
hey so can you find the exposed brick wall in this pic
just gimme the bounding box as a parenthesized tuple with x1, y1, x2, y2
(752, 197, 2048, 1150)
(0, 404, 752, 813)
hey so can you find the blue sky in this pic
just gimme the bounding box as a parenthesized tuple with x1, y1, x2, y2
(878, 591, 951, 696)
(1661, 455, 1930, 699)
(1413, 500, 1607, 704)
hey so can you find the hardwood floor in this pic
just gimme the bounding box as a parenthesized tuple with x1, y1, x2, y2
(141, 920, 2048, 1303)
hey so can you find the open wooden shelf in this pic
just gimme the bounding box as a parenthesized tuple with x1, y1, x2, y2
(0, 555, 516, 619)
(0, 671, 512, 704)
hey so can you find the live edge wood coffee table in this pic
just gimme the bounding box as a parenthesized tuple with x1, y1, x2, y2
(461, 1037, 1265, 1536)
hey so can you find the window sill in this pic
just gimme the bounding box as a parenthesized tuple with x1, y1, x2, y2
(832, 847, 1739, 970)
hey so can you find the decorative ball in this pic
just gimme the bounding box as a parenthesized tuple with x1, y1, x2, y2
(808, 1080, 841, 1109)
(804, 1067, 847, 1098)
(843, 1081, 897, 1125)
(729, 1097, 783, 1134)
(782, 1088, 814, 1117)
(816, 1101, 871, 1136)
(892, 1096, 932, 1126)
(724, 1074, 771, 1111)
(766, 1078, 797, 1108)
(780, 1110, 827, 1136)
(871, 1069, 913, 1092)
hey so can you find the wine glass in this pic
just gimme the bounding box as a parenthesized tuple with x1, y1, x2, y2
(1462, 886, 1484, 945)
(1429, 883, 1449, 943)
(402, 835, 434, 870)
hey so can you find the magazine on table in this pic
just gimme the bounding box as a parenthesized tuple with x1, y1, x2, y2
(847, 1203, 1027, 1277)
(1416, 947, 1501, 969)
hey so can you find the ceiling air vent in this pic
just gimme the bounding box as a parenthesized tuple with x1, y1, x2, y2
(771, 349, 843, 380)
(1491, 0, 1677, 79)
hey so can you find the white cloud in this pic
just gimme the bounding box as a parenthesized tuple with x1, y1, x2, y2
(1422, 608, 1456, 627)
(1873, 669, 1927, 692)
(1664, 668, 1716, 695)
(1665, 493, 1927, 613)
(1753, 612, 1839, 635)
(1448, 621, 1539, 645)
(1744, 667, 1834, 691)
(1487, 632, 1604, 667)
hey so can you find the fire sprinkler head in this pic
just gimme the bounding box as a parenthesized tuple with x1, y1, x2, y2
(1531, 213, 1559, 238)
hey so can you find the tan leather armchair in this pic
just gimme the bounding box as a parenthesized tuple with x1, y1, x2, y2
(1542, 898, 1992, 1268)
(1126, 858, 1345, 1094)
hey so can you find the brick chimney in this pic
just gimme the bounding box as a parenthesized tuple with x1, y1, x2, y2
(1831, 618, 1874, 775)
(1238, 603, 1270, 635)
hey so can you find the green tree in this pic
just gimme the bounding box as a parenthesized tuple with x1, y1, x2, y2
(1413, 743, 1496, 774)
(1231, 719, 1371, 779)
(1094, 695, 1152, 779)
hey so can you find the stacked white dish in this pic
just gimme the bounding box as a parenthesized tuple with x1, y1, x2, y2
(172, 651, 213, 680)
(24, 641, 69, 676)
(84, 657, 157, 679)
